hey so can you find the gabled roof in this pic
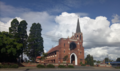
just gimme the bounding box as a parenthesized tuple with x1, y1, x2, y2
(47, 45, 59, 54)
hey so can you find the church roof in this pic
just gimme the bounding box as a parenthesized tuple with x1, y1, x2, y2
(76, 19, 81, 33)
(47, 45, 59, 54)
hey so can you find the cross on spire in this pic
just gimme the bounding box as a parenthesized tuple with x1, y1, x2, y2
(76, 18, 81, 33)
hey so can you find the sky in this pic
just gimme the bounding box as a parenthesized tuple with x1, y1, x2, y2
(0, 0, 120, 61)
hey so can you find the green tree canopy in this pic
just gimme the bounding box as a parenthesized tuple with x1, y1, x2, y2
(63, 55, 68, 61)
(104, 57, 113, 62)
(18, 20, 28, 60)
(85, 54, 94, 66)
(116, 58, 120, 62)
(9, 18, 19, 38)
(0, 31, 22, 62)
(40, 53, 47, 60)
(27, 23, 44, 62)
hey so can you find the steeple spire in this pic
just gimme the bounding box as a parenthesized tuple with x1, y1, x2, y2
(76, 18, 81, 33)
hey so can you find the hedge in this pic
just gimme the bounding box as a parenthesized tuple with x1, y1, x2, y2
(67, 65, 74, 68)
(37, 64, 45, 68)
(46, 64, 55, 68)
(0, 64, 19, 68)
(58, 65, 66, 68)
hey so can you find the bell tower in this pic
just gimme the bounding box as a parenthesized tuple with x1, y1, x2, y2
(74, 19, 83, 43)
(69, 18, 84, 65)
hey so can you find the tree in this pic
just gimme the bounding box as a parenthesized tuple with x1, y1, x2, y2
(105, 58, 109, 63)
(27, 23, 44, 62)
(63, 55, 68, 61)
(85, 54, 94, 66)
(40, 53, 47, 60)
(93, 60, 96, 62)
(116, 58, 120, 62)
(18, 20, 28, 61)
(0, 32, 22, 62)
(9, 18, 19, 38)
(104, 58, 113, 63)
(96, 60, 101, 63)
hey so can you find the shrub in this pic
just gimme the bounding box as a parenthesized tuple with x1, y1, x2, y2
(10, 64, 19, 68)
(81, 64, 86, 66)
(67, 65, 74, 68)
(80, 62, 86, 66)
(37, 64, 45, 68)
(63, 55, 68, 61)
(115, 66, 120, 69)
(0, 64, 19, 68)
(2, 64, 9, 68)
(0, 64, 2, 68)
(58, 65, 66, 68)
(46, 64, 55, 68)
(80, 62, 82, 65)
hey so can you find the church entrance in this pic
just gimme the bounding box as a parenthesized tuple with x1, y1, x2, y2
(70, 53, 77, 65)
(71, 55, 75, 64)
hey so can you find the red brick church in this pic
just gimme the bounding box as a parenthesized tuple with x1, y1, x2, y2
(45, 19, 85, 65)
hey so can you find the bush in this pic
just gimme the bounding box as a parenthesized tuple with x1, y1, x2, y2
(2, 64, 9, 68)
(0, 64, 19, 68)
(81, 64, 86, 66)
(63, 55, 68, 61)
(115, 66, 120, 69)
(10, 64, 19, 68)
(80, 62, 86, 66)
(58, 65, 66, 68)
(46, 64, 55, 68)
(0, 64, 2, 68)
(80, 62, 82, 65)
(67, 65, 74, 68)
(37, 64, 45, 68)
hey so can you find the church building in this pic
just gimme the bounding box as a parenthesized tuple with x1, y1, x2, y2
(45, 19, 85, 65)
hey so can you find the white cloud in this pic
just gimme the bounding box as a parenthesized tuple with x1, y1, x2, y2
(0, 17, 23, 32)
(0, 12, 56, 52)
(46, 12, 79, 41)
(107, 23, 120, 43)
(85, 46, 120, 61)
(0, 1, 65, 53)
(46, 12, 120, 48)
(44, 49, 47, 53)
(111, 14, 120, 23)
(20, 11, 55, 33)
(0, 1, 30, 17)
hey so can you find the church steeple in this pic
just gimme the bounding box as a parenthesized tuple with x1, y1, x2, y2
(76, 18, 81, 33)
